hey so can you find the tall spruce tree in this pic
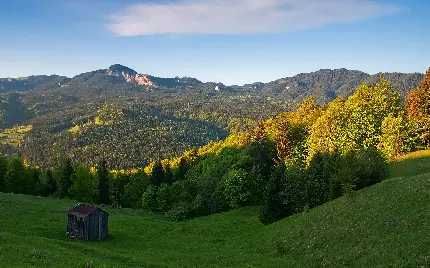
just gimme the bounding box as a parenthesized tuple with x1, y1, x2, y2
(97, 158, 110, 204)
(173, 157, 188, 182)
(55, 155, 73, 198)
(164, 164, 173, 185)
(0, 155, 8, 192)
(46, 169, 57, 196)
(149, 160, 165, 186)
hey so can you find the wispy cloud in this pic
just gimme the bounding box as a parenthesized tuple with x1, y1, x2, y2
(107, 0, 400, 36)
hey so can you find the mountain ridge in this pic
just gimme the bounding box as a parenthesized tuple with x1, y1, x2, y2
(1, 64, 424, 96)
(0, 64, 426, 169)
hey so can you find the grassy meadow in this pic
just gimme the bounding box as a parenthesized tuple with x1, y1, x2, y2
(1, 151, 430, 267)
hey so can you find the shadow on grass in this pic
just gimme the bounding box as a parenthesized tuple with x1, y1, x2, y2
(389, 154, 430, 178)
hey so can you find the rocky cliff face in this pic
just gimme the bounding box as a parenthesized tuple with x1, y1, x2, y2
(106, 69, 156, 86)
(106, 64, 157, 86)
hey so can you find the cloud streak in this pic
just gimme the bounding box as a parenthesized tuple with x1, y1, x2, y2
(107, 0, 400, 36)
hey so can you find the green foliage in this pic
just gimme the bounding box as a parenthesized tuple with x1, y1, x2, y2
(3, 156, 31, 194)
(244, 139, 277, 179)
(97, 159, 110, 204)
(378, 113, 420, 160)
(166, 201, 192, 221)
(0, 93, 33, 129)
(53, 155, 73, 198)
(278, 164, 307, 215)
(306, 98, 347, 160)
(1, 149, 430, 267)
(109, 172, 129, 208)
(259, 162, 288, 224)
(172, 157, 188, 182)
(222, 168, 255, 208)
(27, 167, 41, 196)
(306, 153, 335, 207)
(341, 77, 402, 150)
(156, 184, 173, 212)
(69, 164, 97, 203)
(156, 182, 192, 212)
(122, 172, 149, 208)
(328, 147, 389, 198)
(0, 71, 428, 224)
(46, 169, 57, 195)
(164, 164, 173, 185)
(38, 169, 56, 197)
(149, 161, 165, 187)
(0, 155, 8, 192)
(307, 77, 403, 161)
(142, 184, 158, 210)
(3, 149, 430, 268)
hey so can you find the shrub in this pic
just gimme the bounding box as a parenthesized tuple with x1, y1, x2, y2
(190, 194, 204, 217)
(156, 182, 192, 212)
(166, 202, 192, 221)
(195, 175, 228, 215)
(354, 146, 389, 189)
(122, 174, 148, 208)
(142, 184, 158, 210)
(330, 147, 388, 198)
(156, 183, 172, 212)
(222, 168, 258, 208)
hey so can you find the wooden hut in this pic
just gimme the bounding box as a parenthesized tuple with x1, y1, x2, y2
(67, 204, 109, 241)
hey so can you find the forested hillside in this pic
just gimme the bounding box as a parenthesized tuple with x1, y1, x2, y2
(0, 67, 429, 224)
(0, 64, 424, 169)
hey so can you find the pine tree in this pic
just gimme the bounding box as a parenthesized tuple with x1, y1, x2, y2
(97, 158, 110, 204)
(173, 157, 188, 182)
(0, 155, 8, 192)
(164, 164, 173, 185)
(46, 169, 57, 195)
(4, 156, 27, 194)
(55, 155, 73, 198)
(149, 160, 164, 186)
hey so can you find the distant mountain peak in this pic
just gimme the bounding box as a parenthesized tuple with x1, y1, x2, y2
(108, 64, 137, 75)
(107, 64, 156, 87)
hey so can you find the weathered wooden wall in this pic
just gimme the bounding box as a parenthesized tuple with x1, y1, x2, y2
(67, 209, 108, 241)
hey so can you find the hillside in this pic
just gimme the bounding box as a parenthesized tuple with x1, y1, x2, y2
(246, 68, 423, 103)
(0, 65, 424, 168)
(0, 152, 429, 267)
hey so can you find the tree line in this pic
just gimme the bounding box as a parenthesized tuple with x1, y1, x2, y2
(1, 68, 429, 224)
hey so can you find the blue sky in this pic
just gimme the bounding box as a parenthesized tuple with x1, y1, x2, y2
(0, 0, 429, 85)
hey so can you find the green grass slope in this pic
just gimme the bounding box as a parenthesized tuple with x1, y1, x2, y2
(1, 152, 430, 268)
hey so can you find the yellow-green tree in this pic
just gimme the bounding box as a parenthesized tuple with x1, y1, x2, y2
(69, 164, 98, 203)
(307, 77, 402, 162)
(342, 77, 402, 150)
(306, 97, 347, 162)
(378, 113, 419, 160)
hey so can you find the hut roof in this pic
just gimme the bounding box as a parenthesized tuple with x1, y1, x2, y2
(68, 204, 108, 218)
